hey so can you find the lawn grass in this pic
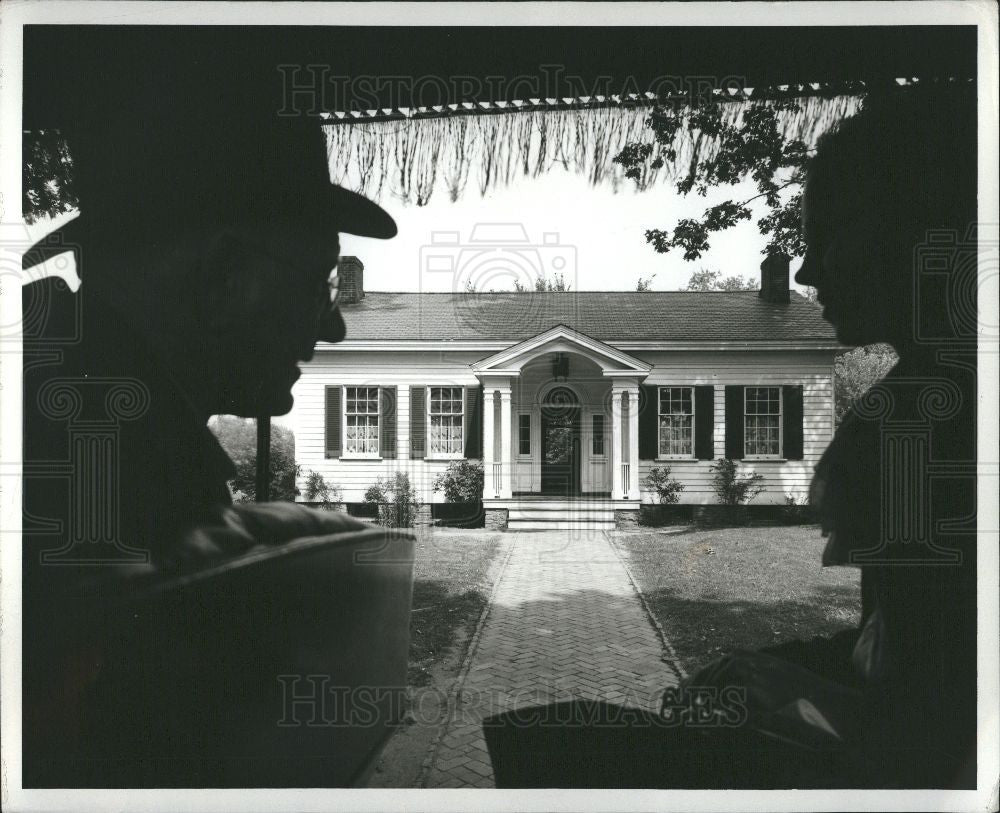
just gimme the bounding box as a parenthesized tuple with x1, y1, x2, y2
(407, 528, 506, 687)
(615, 525, 861, 676)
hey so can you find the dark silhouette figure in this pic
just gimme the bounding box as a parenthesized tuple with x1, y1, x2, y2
(22, 58, 402, 786)
(484, 83, 978, 788)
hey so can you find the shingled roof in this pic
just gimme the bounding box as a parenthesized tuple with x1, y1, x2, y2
(337, 291, 838, 343)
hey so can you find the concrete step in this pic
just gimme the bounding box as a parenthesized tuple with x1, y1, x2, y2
(507, 520, 616, 531)
(506, 501, 617, 512)
(509, 509, 615, 522)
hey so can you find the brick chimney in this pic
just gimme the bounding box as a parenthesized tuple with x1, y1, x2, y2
(338, 256, 364, 305)
(759, 253, 790, 304)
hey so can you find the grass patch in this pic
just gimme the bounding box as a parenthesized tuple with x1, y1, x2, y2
(407, 530, 505, 686)
(616, 525, 861, 676)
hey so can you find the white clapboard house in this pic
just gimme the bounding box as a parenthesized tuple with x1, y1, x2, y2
(287, 255, 840, 529)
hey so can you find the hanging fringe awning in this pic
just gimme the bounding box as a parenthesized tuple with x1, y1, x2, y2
(321, 80, 912, 205)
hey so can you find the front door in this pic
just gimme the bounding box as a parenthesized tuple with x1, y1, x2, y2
(540, 387, 581, 496)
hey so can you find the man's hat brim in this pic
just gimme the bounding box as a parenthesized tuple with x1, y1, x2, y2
(22, 185, 396, 273)
(331, 185, 397, 240)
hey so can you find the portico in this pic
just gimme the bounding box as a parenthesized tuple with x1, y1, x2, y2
(473, 325, 648, 511)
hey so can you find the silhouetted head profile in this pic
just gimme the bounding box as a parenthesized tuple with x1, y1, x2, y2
(796, 82, 977, 352)
(24, 56, 397, 418)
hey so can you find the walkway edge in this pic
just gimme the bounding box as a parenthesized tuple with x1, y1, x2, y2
(605, 531, 688, 683)
(416, 532, 518, 787)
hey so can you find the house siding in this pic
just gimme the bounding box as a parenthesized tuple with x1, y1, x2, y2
(633, 350, 834, 504)
(286, 351, 482, 502)
(287, 348, 836, 505)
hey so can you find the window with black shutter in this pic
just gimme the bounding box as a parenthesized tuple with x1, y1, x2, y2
(724, 385, 744, 460)
(409, 385, 426, 459)
(694, 385, 715, 460)
(379, 386, 397, 459)
(638, 384, 658, 460)
(782, 384, 804, 460)
(324, 385, 342, 458)
(464, 385, 483, 459)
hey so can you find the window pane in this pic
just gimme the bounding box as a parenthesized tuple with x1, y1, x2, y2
(592, 414, 605, 455)
(345, 387, 379, 452)
(744, 387, 779, 455)
(519, 414, 531, 455)
(658, 387, 693, 456)
(428, 387, 463, 453)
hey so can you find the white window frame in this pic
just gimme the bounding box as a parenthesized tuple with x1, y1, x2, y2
(743, 385, 783, 460)
(657, 386, 696, 460)
(426, 386, 465, 460)
(342, 385, 381, 459)
(590, 412, 607, 458)
(517, 412, 532, 458)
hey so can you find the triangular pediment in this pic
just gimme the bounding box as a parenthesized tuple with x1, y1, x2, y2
(471, 324, 651, 377)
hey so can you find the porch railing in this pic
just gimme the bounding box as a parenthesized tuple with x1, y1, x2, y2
(621, 462, 630, 497)
(492, 462, 502, 497)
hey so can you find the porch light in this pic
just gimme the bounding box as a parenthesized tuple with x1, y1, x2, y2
(552, 353, 569, 382)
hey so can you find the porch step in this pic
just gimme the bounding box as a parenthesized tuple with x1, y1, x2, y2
(506, 500, 617, 511)
(505, 499, 619, 530)
(509, 509, 615, 522)
(509, 520, 616, 531)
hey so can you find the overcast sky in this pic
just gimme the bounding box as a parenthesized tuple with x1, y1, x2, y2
(340, 165, 805, 294)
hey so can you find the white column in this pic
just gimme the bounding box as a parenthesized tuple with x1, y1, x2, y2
(626, 385, 641, 500)
(499, 386, 513, 499)
(482, 384, 496, 498)
(611, 384, 624, 499)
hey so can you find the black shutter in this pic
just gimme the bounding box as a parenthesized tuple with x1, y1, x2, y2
(724, 385, 744, 460)
(325, 385, 341, 459)
(379, 386, 397, 459)
(782, 384, 804, 460)
(410, 385, 426, 459)
(464, 385, 483, 459)
(694, 385, 715, 460)
(638, 385, 659, 460)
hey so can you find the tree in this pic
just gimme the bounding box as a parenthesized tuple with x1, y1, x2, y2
(466, 273, 571, 293)
(23, 130, 79, 223)
(513, 273, 572, 292)
(208, 415, 300, 502)
(614, 98, 814, 260)
(834, 344, 899, 425)
(616, 97, 885, 429)
(635, 273, 656, 292)
(683, 268, 758, 291)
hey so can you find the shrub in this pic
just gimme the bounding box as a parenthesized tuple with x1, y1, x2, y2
(364, 472, 419, 528)
(638, 504, 692, 527)
(210, 415, 300, 502)
(303, 470, 342, 507)
(433, 460, 485, 503)
(642, 465, 685, 505)
(782, 493, 816, 524)
(710, 458, 765, 506)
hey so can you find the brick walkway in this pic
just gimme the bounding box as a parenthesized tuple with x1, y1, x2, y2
(421, 530, 680, 788)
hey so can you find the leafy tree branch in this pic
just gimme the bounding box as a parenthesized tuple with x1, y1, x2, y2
(615, 99, 819, 259)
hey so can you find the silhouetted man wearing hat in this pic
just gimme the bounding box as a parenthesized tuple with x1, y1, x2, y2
(22, 52, 399, 785)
